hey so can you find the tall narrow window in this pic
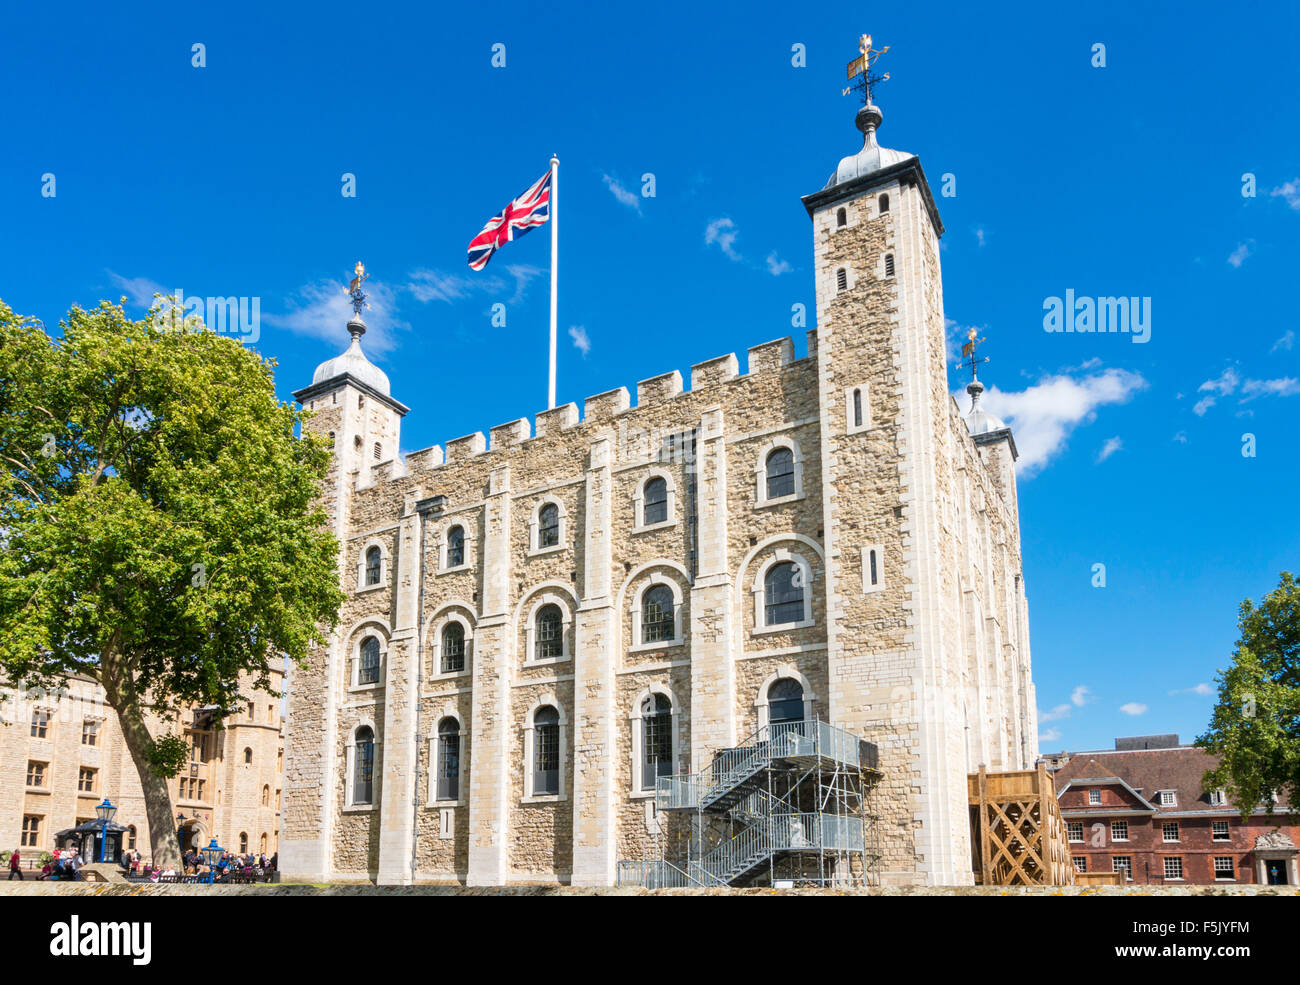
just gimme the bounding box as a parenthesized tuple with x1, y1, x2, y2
(836, 267, 848, 292)
(359, 635, 381, 685)
(30, 710, 48, 739)
(447, 525, 465, 567)
(884, 254, 895, 277)
(244, 747, 253, 764)
(765, 447, 795, 500)
(533, 706, 560, 795)
(768, 679, 805, 724)
(373, 442, 382, 460)
(764, 561, 804, 626)
(836, 207, 847, 227)
(82, 720, 99, 746)
(127, 826, 137, 850)
(642, 477, 668, 525)
(853, 388, 863, 428)
(869, 548, 879, 586)
(262, 785, 270, 806)
(365, 546, 381, 586)
(353, 726, 374, 805)
(538, 503, 560, 548)
(441, 622, 465, 674)
(26, 762, 45, 787)
(641, 694, 673, 791)
(879, 193, 890, 213)
(21, 816, 40, 847)
(641, 584, 675, 644)
(437, 717, 460, 801)
(239, 832, 249, 854)
(535, 605, 563, 660)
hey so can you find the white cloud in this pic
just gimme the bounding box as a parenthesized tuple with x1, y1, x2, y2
(407, 264, 542, 305)
(1198, 367, 1240, 396)
(107, 271, 168, 309)
(1039, 703, 1073, 723)
(568, 324, 591, 357)
(1272, 329, 1295, 352)
(1270, 179, 1300, 210)
(1169, 682, 1214, 696)
(1192, 396, 1216, 416)
(1119, 702, 1148, 716)
(602, 173, 642, 215)
(1039, 727, 1063, 744)
(960, 369, 1148, 477)
(262, 278, 409, 355)
(1173, 431, 1188, 444)
(974, 227, 987, 247)
(1241, 377, 1300, 400)
(765, 252, 792, 276)
(1227, 241, 1253, 268)
(1194, 365, 1300, 411)
(1071, 685, 1091, 707)
(704, 217, 742, 261)
(1096, 436, 1123, 462)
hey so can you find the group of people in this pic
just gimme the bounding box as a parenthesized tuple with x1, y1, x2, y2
(133, 848, 278, 883)
(7, 848, 86, 881)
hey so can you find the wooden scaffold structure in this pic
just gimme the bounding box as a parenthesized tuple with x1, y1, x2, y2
(969, 762, 1075, 886)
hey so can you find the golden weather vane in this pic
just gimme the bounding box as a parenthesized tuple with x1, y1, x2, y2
(346, 261, 370, 315)
(957, 327, 990, 383)
(842, 33, 891, 104)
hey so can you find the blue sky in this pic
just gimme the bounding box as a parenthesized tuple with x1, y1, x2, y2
(3, 1, 1297, 754)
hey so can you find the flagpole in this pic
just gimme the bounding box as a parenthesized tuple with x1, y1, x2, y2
(548, 154, 559, 410)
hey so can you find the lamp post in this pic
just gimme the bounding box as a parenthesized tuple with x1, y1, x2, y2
(93, 798, 117, 863)
(199, 838, 224, 885)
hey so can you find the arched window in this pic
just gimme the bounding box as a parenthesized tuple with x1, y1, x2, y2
(640, 694, 673, 791)
(538, 503, 560, 548)
(243, 747, 253, 764)
(765, 448, 795, 500)
(127, 825, 137, 850)
(436, 717, 460, 801)
(261, 785, 270, 806)
(447, 525, 465, 567)
(441, 622, 465, 674)
(641, 584, 675, 644)
(764, 561, 804, 626)
(239, 832, 249, 854)
(259, 833, 268, 855)
(836, 267, 848, 293)
(364, 546, 381, 586)
(836, 207, 847, 227)
(359, 635, 381, 685)
(768, 678, 805, 725)
(535, 605, 563, 660)
(879, 193, 890, 213)
(353, 726, 375, 805)
(642, 477, 668, 526)
(853, 388, 863, 428)
(885, 254, 895, 278)
(532, 706, 560, 795)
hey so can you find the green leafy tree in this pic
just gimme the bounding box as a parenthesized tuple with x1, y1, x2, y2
(0, 298, 344, 867)
(1198, 572, 1300, 821)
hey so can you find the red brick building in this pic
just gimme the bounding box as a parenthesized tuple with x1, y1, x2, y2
(1046, 735, 1298, 886)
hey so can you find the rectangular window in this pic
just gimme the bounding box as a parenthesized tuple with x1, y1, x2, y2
(534, 724, 560, 796)
(1212, 820, 1230, 841)
(1067, 822, 1084, 843)
(1112, 856, 1132, 880)
(1164, 857, 1183, 880)
(1089, 789, 1101, 805)
(1111, 820, 1129, 842)
(1072, 856, 1087, 873)
(197, 780, 205, 801)
(78, 767, 97, 793)
(30, 710, 49, 739)
(437, 733, 460, 802)
(862, 545, 883, 593)
(1162, 822, 1179, 843)
(1159, 790, 1177, 806)
(1213, 856, 1235, 880)
(26, 761, 46, 788)
(1210, 789, 1227, 806)
(21, 816, 40, 848)
(82, 720, 99, 746)
(642, 712, 673, 792)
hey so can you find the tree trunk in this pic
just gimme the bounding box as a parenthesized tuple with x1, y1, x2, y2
(101, 648, 183, 870)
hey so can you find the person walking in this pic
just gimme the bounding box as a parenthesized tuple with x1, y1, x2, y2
(8, 850, 23, 880)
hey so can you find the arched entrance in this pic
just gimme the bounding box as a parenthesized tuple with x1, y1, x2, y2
(176, 817, 206, 854)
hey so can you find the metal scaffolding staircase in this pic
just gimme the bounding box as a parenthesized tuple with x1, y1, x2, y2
(617, 718, 881, 888)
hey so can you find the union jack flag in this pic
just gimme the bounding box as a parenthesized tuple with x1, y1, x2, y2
(467, 169, 552, 270)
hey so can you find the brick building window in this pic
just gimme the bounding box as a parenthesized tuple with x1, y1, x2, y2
(21, 816, 40, 848)
(82, 720, 99, 746)
(1212, 820, 1230, 841)
(1066, 822, 1084, 842)
(26, 761, 46, 788)
(1162, 822, 1180, 843)
(1164, 857, 1183, 880)
(1112, 856, 1132, 880)
(1158, 790, 1177, 806)
(30, 710, 49, 739)
(78, 767, 97, 793)
(1072, 856, 1087, 873)
(436, 717, 460, 802)
(1089, 789, 1101, 805)
(441, 622, 466, 674)
(1209, 788, 1227, 806)
(1213, 857, 1235, 880)
(1111, 820, 1129, 842)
